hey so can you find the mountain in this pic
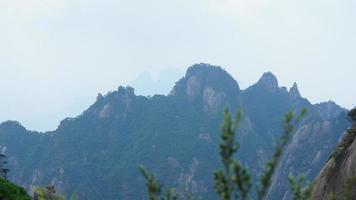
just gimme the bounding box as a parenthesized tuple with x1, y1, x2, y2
(0, 63, 349, 199)
(311, 112, 356, 200)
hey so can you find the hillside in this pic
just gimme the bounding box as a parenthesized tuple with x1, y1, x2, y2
(311, 110, 356, 200)
(0, 64, 349, 199)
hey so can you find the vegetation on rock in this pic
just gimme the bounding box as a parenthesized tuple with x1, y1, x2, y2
(311, 108, 356, 200)
(0, 153, 31, 200)
(348, 107, 356, 123)
(330, 108, 356, 159)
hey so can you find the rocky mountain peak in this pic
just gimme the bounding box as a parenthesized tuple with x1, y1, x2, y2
(169, 63, 241, 114)
(170, 63, 240, 99)
(289, 82, 301, 99)
(256, 72, 279, 91)
(117, 86, 135, 96)
(0, 121, 26, 132)
(83, 86, 137, 120)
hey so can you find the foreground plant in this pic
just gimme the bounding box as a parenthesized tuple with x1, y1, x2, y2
(214, 110, 251, 200)
(0, 178, 32, 200)
(288, 175, 312, 200)
(139, 165, 179, 200)
(33, 186, 79, 200)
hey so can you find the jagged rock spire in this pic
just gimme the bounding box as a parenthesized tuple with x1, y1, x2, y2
(289, 82, 301, 99)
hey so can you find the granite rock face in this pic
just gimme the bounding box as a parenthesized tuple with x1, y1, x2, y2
(311, 123, 356, 200)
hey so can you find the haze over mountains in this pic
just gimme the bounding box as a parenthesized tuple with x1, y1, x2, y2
(129, 68, 184, 96)
(0, 64, 350, 199)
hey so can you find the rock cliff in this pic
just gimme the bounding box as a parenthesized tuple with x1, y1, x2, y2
(311, 108, 356, 200)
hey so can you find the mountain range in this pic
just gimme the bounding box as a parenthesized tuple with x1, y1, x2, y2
(0, 63, 350, 199)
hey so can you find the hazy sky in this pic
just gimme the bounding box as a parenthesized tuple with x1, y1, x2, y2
(1, 0, 355, 131)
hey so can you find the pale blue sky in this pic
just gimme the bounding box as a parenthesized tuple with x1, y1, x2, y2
(0, 0, 355, 131)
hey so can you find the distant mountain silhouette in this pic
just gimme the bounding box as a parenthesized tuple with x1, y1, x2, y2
(130, 68, 184, 96)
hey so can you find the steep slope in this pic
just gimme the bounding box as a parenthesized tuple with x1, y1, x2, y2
(0, 121, 50, 186)
(0, 63, 349, 200)
(266, 102, 349, 200)
(311, 117, 356, 200)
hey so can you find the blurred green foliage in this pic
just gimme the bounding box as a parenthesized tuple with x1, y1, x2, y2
(0, 178, 32, 200)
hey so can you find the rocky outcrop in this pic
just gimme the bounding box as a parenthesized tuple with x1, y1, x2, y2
(170, 63, 241, 114)
(311, 122, 356, 200)
(256, 72, 279, 92)
(171, 63, 240, 97)
(289, 82, 301, 100)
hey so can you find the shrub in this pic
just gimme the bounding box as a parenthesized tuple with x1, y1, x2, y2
(348, 108, 356, 123)
(0, 179, 32, 200)
(330, 128, 356, 159)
